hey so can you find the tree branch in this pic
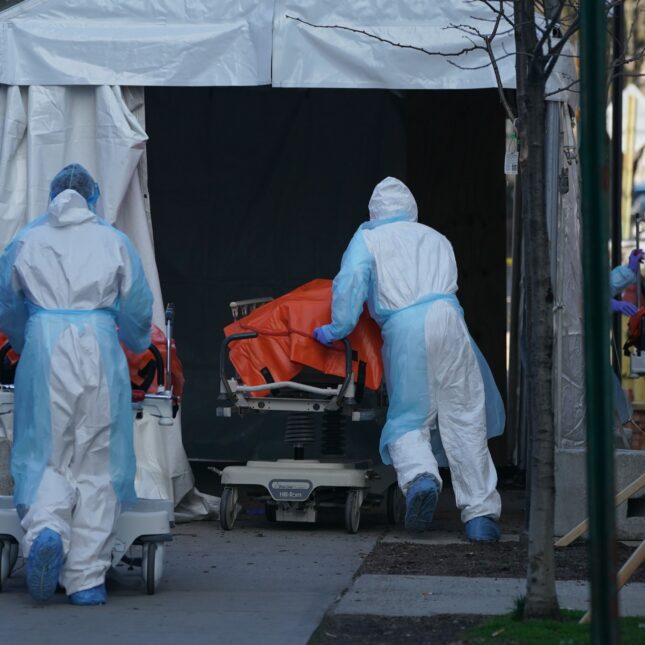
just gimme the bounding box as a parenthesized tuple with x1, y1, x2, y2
(483, 1, 518, 125)
(534, 1, 565, 57)
(543, 15, 580, 79)
(448, 50, 516, 71)
(544, 78, 580, 98)
(284, 15, 482, 58)
(478, 0, 516, 30)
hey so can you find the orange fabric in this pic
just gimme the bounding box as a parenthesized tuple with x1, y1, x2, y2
(224, 279, 383, 396)
(0, 327, 185, 399)
(0, 332, 20, 365)
(626, 305, 645, 350)
(122, 324, 185, 400)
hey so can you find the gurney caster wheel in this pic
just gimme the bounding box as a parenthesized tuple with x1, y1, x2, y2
(0, 539, 17, 592)
(0, 540, 5, 592)
(220, 486, 239, 531)
(386, 483, 405, 525)
(142, 542, 164, 595)
(345, 490, 361, 534)
(265, 502, 277, 522)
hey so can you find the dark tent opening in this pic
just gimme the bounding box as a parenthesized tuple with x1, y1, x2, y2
(145, 86, 508, 468)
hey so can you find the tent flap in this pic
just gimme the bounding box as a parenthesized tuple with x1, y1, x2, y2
(272, 0, 516, 90)
(0, 0, 273, 86)
(272, 0, 578, 103)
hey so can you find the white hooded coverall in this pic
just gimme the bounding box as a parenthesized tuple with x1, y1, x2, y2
(318, 178, 503, 523)
(0, 189, 152, 594)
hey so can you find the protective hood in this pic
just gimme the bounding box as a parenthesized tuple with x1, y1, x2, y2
(47, 189, 96, 228)
(368, 177, 418, 222)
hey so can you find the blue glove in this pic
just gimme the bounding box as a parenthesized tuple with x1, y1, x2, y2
(629, 249, 644, 273)
(313, 326, 334, 347)
(610, 299, 638, 317)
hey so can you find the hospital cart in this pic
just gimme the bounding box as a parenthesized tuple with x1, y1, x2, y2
(216, 298, 401, 534)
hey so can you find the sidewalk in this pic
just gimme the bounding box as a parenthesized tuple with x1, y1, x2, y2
(2, 487, 642, 644)
(334, 569, 645, 618)
(2, 518, 381, 645)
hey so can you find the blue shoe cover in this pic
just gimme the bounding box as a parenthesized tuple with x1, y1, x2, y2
(465, 516, 501, 542)
(26, 528, 64, 601)
(69, 583, 107, 606)
(404, 474, 440, 531)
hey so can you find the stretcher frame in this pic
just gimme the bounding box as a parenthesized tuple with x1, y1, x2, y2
(217, 300, 399, 534)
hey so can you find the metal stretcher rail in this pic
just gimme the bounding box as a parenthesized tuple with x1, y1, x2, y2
(219, 332, 356, 412)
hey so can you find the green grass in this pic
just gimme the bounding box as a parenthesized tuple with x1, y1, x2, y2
(466, 609, 645, 644)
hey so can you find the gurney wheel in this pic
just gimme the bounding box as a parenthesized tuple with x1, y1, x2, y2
(0, 540, 4, 592)
(265, 502, 277, 523)
(0, 539, 15, 591)
(386, 483, 405, 525)
(143, 542, 165, 595)
(344, 490, 361, 534)
(146, 542, 157, 594)
(220, 487, 238, 531)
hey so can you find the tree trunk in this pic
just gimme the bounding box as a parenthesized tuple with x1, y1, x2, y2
(515, 0, 561, 620)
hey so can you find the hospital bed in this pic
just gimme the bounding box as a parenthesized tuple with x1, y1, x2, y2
(217, 297, 401, 534)
(0, 304, 178, 595)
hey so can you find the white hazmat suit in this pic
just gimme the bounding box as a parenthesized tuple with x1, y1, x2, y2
(315, 178, 503, 533)
(0, 175, 152, 599)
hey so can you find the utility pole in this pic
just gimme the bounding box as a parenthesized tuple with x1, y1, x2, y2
(580, 1, 620, 643)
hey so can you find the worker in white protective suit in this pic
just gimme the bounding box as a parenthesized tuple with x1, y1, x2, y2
(0, 164, 153, 605)
(313, 177, 504, 541)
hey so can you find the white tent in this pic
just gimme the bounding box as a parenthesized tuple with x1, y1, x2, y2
(0, 0, 583, 509)
(0, 0, 273, 86)
(0, 1, 576, 96)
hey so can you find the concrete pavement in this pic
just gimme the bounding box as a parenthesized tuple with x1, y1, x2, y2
(334, 573, 645, 617)
(2, 488, 643, 644)
(1, 517, 382, 645)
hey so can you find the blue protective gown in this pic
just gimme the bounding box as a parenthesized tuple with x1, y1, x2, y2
(0, 189, 152, 593)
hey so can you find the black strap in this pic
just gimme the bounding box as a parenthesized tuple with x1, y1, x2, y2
(133, 360, 156, 393)
(354, 360, 367, 402)
(0, 342, 15, 385)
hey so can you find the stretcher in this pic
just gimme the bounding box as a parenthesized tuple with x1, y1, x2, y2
(0, 304, 179, 595)
(217, 286, 401, 534)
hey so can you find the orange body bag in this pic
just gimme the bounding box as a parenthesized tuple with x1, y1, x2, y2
(0, 327, 184, 400)
(123, 324, 185, 400)
(224, 279, 384, 396)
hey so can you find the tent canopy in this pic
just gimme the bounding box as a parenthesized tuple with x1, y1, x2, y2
(0, 0, 273, 86)
(0, 0, 577, 98)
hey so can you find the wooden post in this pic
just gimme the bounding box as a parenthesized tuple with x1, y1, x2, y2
(579, 539, 645, 624)
(555, 473, 645, 547)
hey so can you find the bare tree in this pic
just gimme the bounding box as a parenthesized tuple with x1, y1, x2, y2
(286, 0, 643, 621)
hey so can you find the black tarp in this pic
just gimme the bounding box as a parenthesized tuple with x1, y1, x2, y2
(145, 87, 507, 464)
